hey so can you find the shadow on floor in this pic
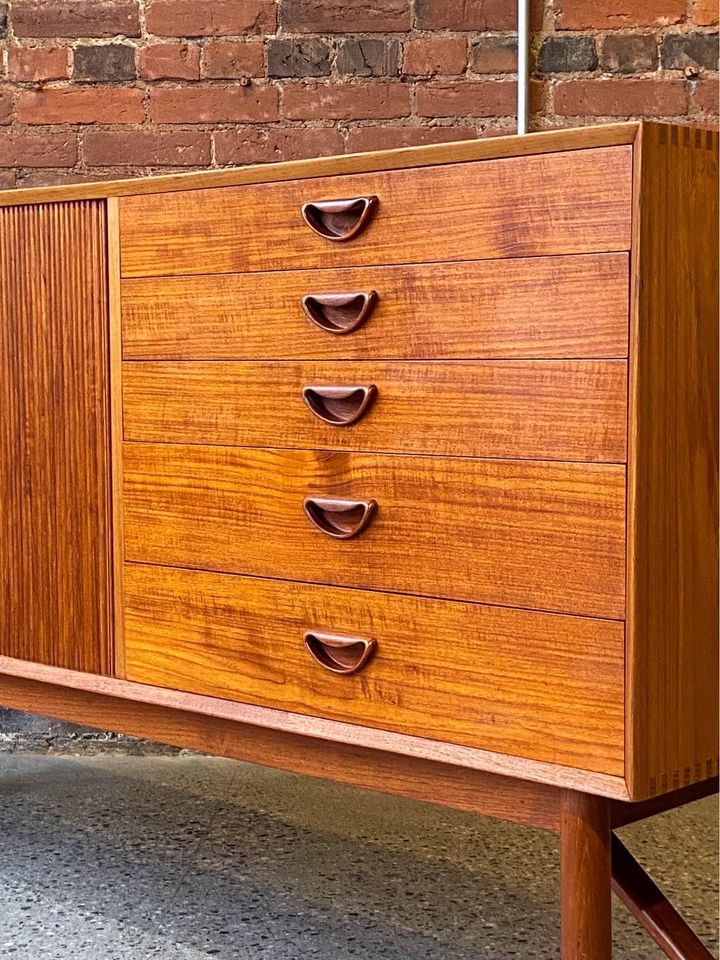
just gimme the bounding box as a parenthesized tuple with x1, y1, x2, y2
(0, 754, 717, 959)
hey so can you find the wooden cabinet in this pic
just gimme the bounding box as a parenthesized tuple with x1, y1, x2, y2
(0, 120, 716, 959)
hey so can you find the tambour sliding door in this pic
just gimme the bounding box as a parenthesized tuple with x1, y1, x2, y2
(0, 200, 113, 674)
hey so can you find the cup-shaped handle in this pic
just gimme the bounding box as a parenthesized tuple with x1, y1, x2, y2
(301, 196, 378, 242)
(304, 630, 377, 675)
(301, 291, 378, 335)
(302, 384, 377, 427)
(303, 497, 377, 539)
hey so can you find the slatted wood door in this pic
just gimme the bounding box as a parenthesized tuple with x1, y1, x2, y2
(0, 201, 113, 673)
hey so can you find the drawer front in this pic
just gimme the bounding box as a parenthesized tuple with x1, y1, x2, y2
(123, 360, 628, 463)
(124, 564, 625, 775)
(122, 445, 626, 618)
(121, 253, 630, 361)
(119, 147, 632, 279)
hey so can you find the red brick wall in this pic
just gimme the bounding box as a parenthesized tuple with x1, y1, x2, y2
(0, 0, 717, 189)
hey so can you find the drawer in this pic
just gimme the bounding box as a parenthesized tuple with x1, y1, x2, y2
(123, 564, 625, 775)
(122, 445, 626, 619)
(123, 360, 628, 463)
(121, 253, 630, 361)
(118, 147, 632, 279)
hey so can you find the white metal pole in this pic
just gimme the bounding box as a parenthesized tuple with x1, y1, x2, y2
(517, 0, 530, 134)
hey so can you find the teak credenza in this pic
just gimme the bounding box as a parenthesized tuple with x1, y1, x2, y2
(0, 121, 717, 958)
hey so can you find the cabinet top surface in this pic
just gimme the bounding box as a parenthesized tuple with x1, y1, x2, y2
(0, 121, 652, 209)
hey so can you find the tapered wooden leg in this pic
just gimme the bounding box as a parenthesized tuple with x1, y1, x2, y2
(561, 791, 612, 960)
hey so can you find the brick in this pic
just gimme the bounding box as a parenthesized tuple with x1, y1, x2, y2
(74, 44, 136, 82)
(0, 88, 14, 124)
(662, 33, 719, 71)
(694, 0, 719, 26)
(82, 166, 201, 180)
(146, 0, 276, 37)
(83, 129, 210, 166)
(16, 169, 90, 188)
(0, 131, 76, 166)
(138, 43, 200, 80)
(267, 39, 330, 78)
(558, 0, 687, 30)
(416, 80, 515, 117)
(204, 40, 265, 78)
(100, 165, 201, 179)
(529, 77, 549, 115)
(150, 83, 279, 123)
(0, 4, 7, 39)
(282, 0, 411, 33)
(480, 122, 519, 137)
(283, 81, 411, 119)
(12, 0, 140, 38)
(471, 37, 517, 73)
(538, 36, 598, 73)
(694, 75, 719, 112)
(17, 88, 144, 124)
(347, 124, 476, 152)
(417, 0, 512, 29)
(8, 47, 70, 82)
(601, 34, 658, 73)
(555, 79, 688, 116)
(416, 0, 543, 31)
(215, 126, 344, 164)
(403, 38, 466, 76)
(337, 40, 399, 77)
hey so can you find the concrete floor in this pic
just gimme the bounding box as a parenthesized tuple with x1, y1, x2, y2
(0, 753, 717, 960)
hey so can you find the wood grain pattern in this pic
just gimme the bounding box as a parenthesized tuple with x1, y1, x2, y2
(121, 254, 630, 361)
(124, 563, 625, 775)
(122, 360, 628, 463)
(0, 201, 113, 673)
(0, 658, 567, 829)
(0, 122, 640, 210)
(561, 792, 612, 960)
(626, 123, 719, 800)
(122, 445, 626, 618)
(0, 652, 628, 799)
(118, 147, 633, 279)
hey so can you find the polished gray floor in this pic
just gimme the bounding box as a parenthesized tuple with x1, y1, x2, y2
(0, 752, 717, 959)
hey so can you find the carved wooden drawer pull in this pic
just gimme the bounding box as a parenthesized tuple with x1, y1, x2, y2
(301, 196, 378, 241)
(302, 384, 377, 427)
(303, 496, 377, 539)
(301, 291, 378, 335)
(304, 630, 377, 675)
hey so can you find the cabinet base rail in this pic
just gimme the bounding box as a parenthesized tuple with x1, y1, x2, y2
(0, 660, 716, 959)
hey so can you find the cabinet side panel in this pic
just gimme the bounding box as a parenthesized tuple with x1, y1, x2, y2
(0, 201, 113, 674)
(627, 124, 719, 799)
